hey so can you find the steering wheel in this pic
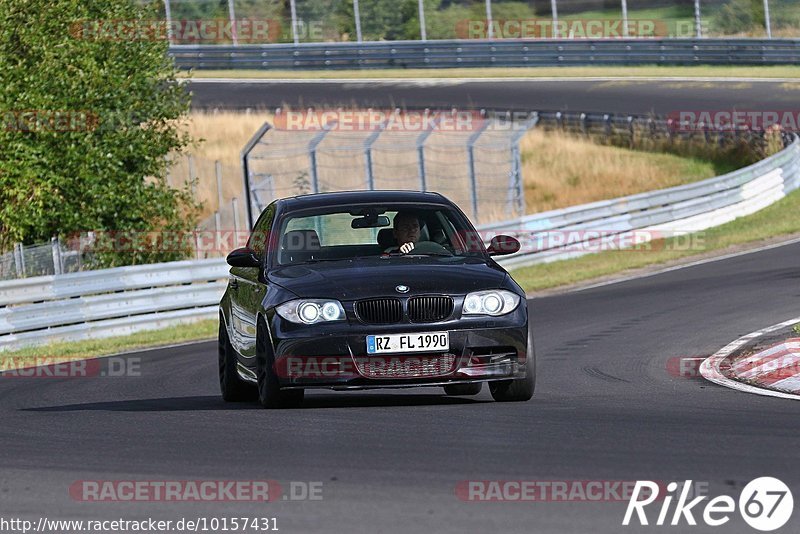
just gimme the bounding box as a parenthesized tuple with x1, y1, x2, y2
(403, 240, 452, 255)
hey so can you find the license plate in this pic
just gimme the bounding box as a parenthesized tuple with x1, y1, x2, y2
(366, 332, 449, 354)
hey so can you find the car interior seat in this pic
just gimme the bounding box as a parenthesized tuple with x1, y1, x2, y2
(281, 229, 321, 263)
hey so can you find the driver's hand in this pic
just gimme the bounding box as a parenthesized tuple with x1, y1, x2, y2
(400, 242, 415, 254)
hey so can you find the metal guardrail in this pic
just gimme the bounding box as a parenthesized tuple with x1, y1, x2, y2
(169, 39, 800, 70)
(0, 259, 229, 350)
(1, 137, 799, 352)
(490, 135, 800, 269)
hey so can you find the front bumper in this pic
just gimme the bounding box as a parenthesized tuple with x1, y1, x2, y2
(271, 324, 529, 390)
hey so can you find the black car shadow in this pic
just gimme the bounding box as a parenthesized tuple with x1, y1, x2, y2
(23, 393, 486, 412)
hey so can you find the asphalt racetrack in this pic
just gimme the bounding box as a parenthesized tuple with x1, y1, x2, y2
(4, 240, 800, 533)
(187, 78, 800, 115)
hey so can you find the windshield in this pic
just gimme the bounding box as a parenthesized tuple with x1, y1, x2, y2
(275, 204, 485, 265)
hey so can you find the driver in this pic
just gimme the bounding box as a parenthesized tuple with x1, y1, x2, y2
(388, 211, 420, 254)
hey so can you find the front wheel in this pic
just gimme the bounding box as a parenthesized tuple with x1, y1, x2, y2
(489, 330, 536, 402)
(219, 319, 256, 402)
(256, 319, 304, 409)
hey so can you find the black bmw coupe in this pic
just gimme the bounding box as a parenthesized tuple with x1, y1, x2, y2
(218, 190, 534, 408)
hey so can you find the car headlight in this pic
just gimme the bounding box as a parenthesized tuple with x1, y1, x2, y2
(462, 290, 520, 316)
(276, 299, 345, 324)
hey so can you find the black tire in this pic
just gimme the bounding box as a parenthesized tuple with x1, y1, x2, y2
(218, 319, 257, 402)
(256, 319, 304, 409)
(489, 330, 536, 402)
(443, 383, 483, 396)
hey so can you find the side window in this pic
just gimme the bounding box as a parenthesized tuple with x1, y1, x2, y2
(247, 203, 275, 258)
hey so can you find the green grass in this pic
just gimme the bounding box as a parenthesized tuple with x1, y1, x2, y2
(0, 319, 217, 365)
(184, 65, 800, 80)
(512, 187, 800, 292)
(793, 324, 800, 336)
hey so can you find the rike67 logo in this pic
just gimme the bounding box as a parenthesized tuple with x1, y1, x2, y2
(623, 478, 793, 531)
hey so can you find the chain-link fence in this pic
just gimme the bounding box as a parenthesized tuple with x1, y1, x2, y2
(0, 238, 87, 281)
(155, 0, 796, 43)
(242, 110, 538, 228)
(241, 108, 786, 229)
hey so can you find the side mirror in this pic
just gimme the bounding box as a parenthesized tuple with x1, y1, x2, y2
(226, 247, 261, 268)
(487, 235, 521, 256)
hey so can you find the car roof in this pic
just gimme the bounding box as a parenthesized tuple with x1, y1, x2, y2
(279, 190, 451, 211)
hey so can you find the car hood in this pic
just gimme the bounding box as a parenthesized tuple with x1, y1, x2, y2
(267, 257, 507, 300)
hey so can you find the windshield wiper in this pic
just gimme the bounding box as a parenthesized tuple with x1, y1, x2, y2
(386, 252, 453, 257)
(291, 256, 375, 265)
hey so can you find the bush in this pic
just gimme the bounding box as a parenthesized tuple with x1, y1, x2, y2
(0, 0, 200, 266)
(712, 0, 764, 35)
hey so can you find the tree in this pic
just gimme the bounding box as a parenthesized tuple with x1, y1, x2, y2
(0, 0, 200, 265)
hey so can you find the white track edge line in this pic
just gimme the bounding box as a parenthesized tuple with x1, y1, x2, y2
(186, 77, 800, 84)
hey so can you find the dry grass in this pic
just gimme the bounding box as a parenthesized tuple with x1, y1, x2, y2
(519, 130, 719, 212)
(169, 111, 274, 220)
(179, 111, 722, 222)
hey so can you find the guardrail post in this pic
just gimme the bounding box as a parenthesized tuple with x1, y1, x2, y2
(354, 0, 363, 43)
(232, 198, 241, 234)
(241, 121, 273, 229)
(764, 0, 772, 39)
(603, 114, 612, 137)
(13, 243, 25, 278)
(51, 236, 63, 276)
(415, 110, 440, 192)
(187, 154, 198, 200)
(194, 228, 202, 260)
(551, 0, 559, 38)
(214, 211, 222, 256)
(485, 0, 494, 39)
(308, 120, 338, 195)
(621, 0, 629, 37)
(164, 0, 174, 44)
(508, 112, 539, 218)
(417, 0, 427, 40)
(693, 0, 703, 38)
(628, 116, 635, 148)
(227, 0, 238, 46)
(289, 0, 299, 45)
(364, 116, 388, 190)
(215, 160, 224, 210)
(467, 116, 492, 223)
(580, 113, 588, 136)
